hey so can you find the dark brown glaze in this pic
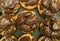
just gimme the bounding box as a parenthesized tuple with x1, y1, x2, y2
(0, 15, 15, 35)
(40, 18, 60, 38)
(19, 35, 36, 41)
(16, 12, 39, 33)
(1, 35, 17, 41)
(1, 0, 20, 15)
(21, 0, 39, 6)
(20, 36, 30, 41)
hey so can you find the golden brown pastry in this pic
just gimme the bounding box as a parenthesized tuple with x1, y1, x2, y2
(0, 0, 20, 16)
(40, 17, 60, 38)
(38, 0, 60, 17)
(18, 34, 36, 41)
(16, 10, 39, 33)
(38, 36, 58, 41)
(20, 0, 39, 10)
(0, 35, 17, 41)
(0, 15, 16, 35)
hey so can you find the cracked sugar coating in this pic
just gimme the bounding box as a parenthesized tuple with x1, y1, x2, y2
(16, 11, 39, 33)
(40, 18, 60, 38)
(0, 15, 16, 35)
(0, 0, 20, 15)
(0, 35, 17, 41)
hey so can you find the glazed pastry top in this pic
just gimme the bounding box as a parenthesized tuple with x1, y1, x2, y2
(16, 12, 39, 33)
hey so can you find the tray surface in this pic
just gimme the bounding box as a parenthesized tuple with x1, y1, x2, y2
(0, 6, 60, 41)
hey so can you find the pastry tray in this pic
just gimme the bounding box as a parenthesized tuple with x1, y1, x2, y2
(0, 6, 60, 41)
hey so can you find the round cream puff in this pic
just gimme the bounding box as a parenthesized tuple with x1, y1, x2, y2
(38, 0, 60, 17)
(40, 17, 60, 38)
(0, 0, 20, 16)
(16, 10, 39, 33)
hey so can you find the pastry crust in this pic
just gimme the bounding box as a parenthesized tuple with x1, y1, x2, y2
(18, 34, 36, 41)
(38, 0, 46, 15)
